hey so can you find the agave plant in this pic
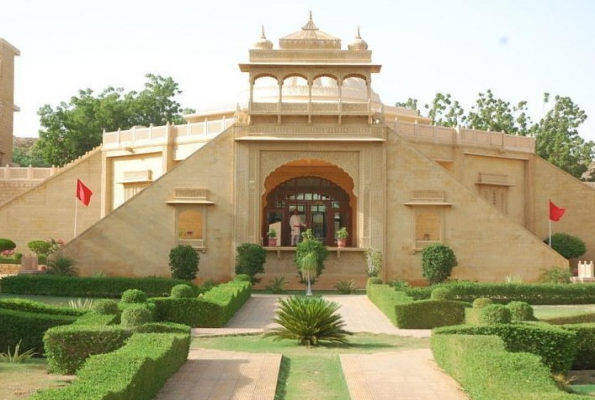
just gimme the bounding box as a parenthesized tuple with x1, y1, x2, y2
(47, 256, 78, 276)
(68, 298, 95, 310)
(264, 296, 352, 346)
(0, 340, 37, 363)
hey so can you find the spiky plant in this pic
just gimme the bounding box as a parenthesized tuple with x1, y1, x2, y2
(47, 256, 78, 276)
(0, 340, 37, 363)
(264, 296, 352, 346)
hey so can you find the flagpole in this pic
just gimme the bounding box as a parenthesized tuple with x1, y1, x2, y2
(548, 219, 552, 247)
(74, 194, 79, 238)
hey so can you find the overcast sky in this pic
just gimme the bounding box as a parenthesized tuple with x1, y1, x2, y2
(2, 0, 594, 141)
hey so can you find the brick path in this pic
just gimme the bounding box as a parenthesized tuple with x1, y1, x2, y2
(155, 294, 468, 400)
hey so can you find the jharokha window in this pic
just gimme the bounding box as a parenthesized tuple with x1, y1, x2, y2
(178, 209, 203, 240)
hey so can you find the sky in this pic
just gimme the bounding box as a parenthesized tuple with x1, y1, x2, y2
(1, 0, 594, 141)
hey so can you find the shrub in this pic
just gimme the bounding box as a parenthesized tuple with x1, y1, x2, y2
(545, 232, 587, 260)
(430, 287, 452, 300)
(367, 277, 383, 287)
(561, 323, 595, 370)
(506, 301, 535, 321)
(121, 305, 153, 328)
(121, 288, 148, 304)
(0, 275, 195, 298)
(169, 245, 199, 281)
(0, 340, 37, 363)
(91, 299, 120, 315)
(31, 333, 190, 400)
(434, 323, 577, 374)
(264, 296, 352, 346)
(367, 282, 413, 324)
(0, 238, 16, 252)
(234, 274, 251, 282)
(539, 266, 572, 284)
(294, 230, 328, 285)
(472, 297, 493, 309)
(421, 243, 458, 285)
(234, 243, 267, 283)
(134, 322, 191, 334)
(44, 325, 131, 374)
(335, 280, 357, 294)
(365, 248, 382, 277)
(27, 240, 52, 256)
(0, 298, 84, 316)
(265, 277, 287, 294)
(46, 256, 78, 276)
(479, 304, 511, 324)
(170, 284, 195, 299)
(394, 300, 469, 329)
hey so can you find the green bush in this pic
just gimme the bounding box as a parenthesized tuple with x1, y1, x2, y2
(294, 232, 328, 285)
(121, 305, 153, 328)
(430, 287, 452, 300)
(170, 284, 196, 299)
(43, 325, 131, 374)
(560, 324, 595, 370)
(0, 238, 16, 252)
(121, 288, 148, 303)
(421, 243, 458, 285)
(335, 280, 357, 294)
(542, 313, 595, 325)
(91, 299, 119, 315)
(169, 245, 199, 281)
(31, 333, 190, 400)
(265, 277, 287, 294)
(0, 298, 85, 316)
(507, 301, 535, 321)
(234, 243, 267, 283)
(234, 274, 251, 282)
(73, 313, 119, 326)
(46, 256, 78, 276)
(0, 308, 77, 356)
(264, 296, 352, 346)
(0, 275, 195, 298)
(134, 322, 191, 334)
(472, 297, 493, 309)
(545, 232, 586, 260)
(27, 240, 52, 256)
(434, 323, 577, 374)
(539, 267, 573, 284)
(431, 334, 592, 400)
(479, 304, 511, 324)
(366, 277, 383, 287)
(366, 282, 413, 324)
(394, 300, 469, 329)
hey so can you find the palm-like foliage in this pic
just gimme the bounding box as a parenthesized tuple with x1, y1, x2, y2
(47, 256, 78, 276)
(264, 296, 352, 346)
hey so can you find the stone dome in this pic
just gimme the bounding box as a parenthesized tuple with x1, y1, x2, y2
(252, 26, 273, 50)
(348, 27, 368, 51)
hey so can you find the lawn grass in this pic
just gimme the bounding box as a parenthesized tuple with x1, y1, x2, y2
(0, 293, 96, 307)
(192, 333, 429, 400)
(0, 359, 73, 400)
(533, 304, 595, 320)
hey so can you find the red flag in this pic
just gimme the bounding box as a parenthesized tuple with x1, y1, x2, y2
(549, 200, 565, 222)
(76, 179, 93, 206)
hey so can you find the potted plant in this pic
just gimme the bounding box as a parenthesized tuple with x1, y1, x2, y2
(268, 228, 278, 247)
(336, 227, 348, 248)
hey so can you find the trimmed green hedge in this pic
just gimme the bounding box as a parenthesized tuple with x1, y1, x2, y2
(367, 280, 469, 328)
(431, 334, 592, 400)
(401, 282, 595, 305)
(561, 323, 595, 370)
(152, 281, 251, 327)
(433, 323, 577, 374)
(30, 333, 190, 400)
(0, 308, 77, 355)
(44, 325, 132, 374)
(0, 275, 198, 298)
(394, 299, 469, 329)
(0, 298, 85, 316)
(541, 313, 595, 325)
(73, 312, 119, 326)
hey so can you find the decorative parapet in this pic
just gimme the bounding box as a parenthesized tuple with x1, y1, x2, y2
(249, 49, 372, 63)
(405, 190, 452, 207)
(233, 124, 387, 141)
(477, 173, 514, 187)
(0, 165, 56, 181)
(166, 188, 214, 205)
(393, 120, 535, 153)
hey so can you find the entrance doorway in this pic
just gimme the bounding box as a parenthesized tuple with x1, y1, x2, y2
(263, 177, 352, 246)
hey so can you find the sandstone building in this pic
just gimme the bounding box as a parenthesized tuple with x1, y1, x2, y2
(2, 15, 594, 287)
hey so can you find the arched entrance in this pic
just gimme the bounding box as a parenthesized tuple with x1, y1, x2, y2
(263, 176, 353, 246)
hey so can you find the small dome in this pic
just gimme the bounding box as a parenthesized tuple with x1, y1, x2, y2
(348, 27, 368, 51)
(252, 26, 273, 50)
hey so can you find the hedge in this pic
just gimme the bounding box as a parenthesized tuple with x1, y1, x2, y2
(44, 325, 132, 374)
(561, 323, 595, 370)
(0, 308, 77, 355)
(431, 334, 592, 400)
(152, 281, 251, 327)
(30, 333, 190, 400)
(400, 282, 595, 305)
(541, 313, 595, 325)
(393, 299, 469, 329)
(0, 298, 85, 316)
(367, 280, 469, 328)
(433, 323, 577, 374)
(0, 275, 199, 298)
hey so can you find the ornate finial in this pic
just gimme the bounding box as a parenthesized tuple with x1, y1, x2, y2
(356, 26, 362, 39)
(302, 11, 319, 31)
(260, 25, 266, 39)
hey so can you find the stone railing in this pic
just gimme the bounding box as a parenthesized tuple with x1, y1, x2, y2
(102, 117, 235, 150)
(393, 120, 535, 153)
(0, 165, 56, 181)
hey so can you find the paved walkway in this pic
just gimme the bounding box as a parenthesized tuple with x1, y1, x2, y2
(156, 294, 468, 400)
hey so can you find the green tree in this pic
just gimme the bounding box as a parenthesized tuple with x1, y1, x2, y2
(534, 94, 594, 178)
(395, 98, 419, 114)
(234, 243, 267, 283)
(424, 92, 465, 127)
(421, 243, 458, 285)
(34, 74, 194, 166)
(465, 89, 532, 135)
(169, 245, 199, 281)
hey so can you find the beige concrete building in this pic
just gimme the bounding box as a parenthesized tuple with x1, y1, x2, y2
(2, 15, 594, 287)
(0, 39, 19, 167)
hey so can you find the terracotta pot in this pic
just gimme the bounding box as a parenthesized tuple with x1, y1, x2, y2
(337, 238, 347, 248)
(268, 237, 277, 247)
